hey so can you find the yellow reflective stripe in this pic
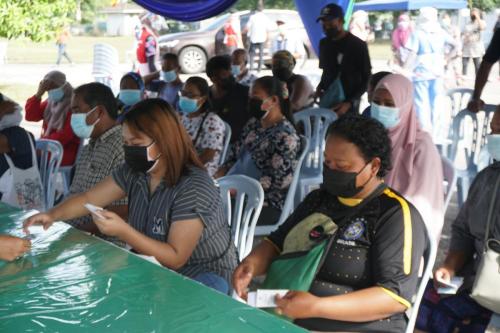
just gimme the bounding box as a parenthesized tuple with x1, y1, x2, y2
(263, 237, 281, 254)
(380, 287, 412, 309)
(383, 188, 412, 275)
(338, 196, 363, 207)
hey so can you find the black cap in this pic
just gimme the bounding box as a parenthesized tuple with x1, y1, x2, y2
(316, 3, 344, 22)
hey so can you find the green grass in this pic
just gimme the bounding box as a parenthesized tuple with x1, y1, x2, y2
(4, 36, 135, 64)
(3, 35, 392, 63)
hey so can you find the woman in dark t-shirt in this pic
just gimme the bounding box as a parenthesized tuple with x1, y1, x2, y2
(25, 99, 238, 294)
(233, 115, 427, 333)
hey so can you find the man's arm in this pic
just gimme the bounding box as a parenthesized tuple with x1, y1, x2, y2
(467, 29, 500, 112)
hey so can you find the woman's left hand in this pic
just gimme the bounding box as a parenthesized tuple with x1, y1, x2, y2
(91, 210, 129, 237)
(275, 291, 320, 319)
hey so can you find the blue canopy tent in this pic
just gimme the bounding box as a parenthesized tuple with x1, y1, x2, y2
(133, 0, 354, 55)
(353, 0, 467, 11)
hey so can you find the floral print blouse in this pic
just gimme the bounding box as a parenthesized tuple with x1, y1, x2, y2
(182, 112, 225, 177)
(224, 117, 300, 210)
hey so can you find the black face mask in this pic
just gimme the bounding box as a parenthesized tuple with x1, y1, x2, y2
(248, 97, 266, 119)
(321, 162, 371, 198)
(219, 76, 235, 91)
(325, 26, 341, 39)
(272, 67, 293, 81)
(124, 143, 157, 173)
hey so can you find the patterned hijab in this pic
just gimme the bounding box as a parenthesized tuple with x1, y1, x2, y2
(43, 71, 73, 134)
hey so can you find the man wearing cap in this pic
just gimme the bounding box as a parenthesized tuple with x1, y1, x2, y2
(316, 3, 372, 116)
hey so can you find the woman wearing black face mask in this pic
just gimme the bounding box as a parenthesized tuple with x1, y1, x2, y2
(232, 114, 428, 333)
(271, 50, 314, 113)
(25, 99, 238, 295)
(215, 76, 300, 226)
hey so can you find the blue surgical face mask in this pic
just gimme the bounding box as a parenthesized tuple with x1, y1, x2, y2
(48, 85, 65, 102)
(119, 89, 142, 106)
(487, 134, 500, 161)
(371, 103, 401, 129)
(70, 107, 99, 139)
(231, 65, 241, 77)
(161, 70, 177, 83)
(179, 96, 199, 114)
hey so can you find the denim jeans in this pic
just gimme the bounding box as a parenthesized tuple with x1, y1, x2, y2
(193, 272, 230, 295)
(56, 43, 72, 65)
(249, 42, 264, 72)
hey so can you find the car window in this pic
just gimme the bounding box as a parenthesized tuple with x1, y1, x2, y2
(240, 14, 249, 30)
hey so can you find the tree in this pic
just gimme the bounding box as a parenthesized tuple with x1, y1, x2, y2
(471, 0, 500, 12)
(233, 0, 295, 10)
(0, 0, 76, 41)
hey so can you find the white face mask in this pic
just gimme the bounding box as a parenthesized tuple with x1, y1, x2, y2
(371, 103, 401, 129)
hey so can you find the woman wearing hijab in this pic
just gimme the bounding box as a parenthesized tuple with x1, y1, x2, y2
(391, 14, 412, 66)
(25, 70, 80, 166)
(117, 72, 147, 121)
(371, 73, 444, 238)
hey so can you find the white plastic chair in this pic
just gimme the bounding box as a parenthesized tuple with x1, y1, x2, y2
(293, 108, 337, 202)
(438, 88, 474, 157)
(255, 135, 309, 236)
(404, 217, 437, 333)
(36, 139, 63, 210)
(441, 156, 457, 213)
(220, 121, 232, 164)
(92, 43, 119, 94)
(218, 175, 264, 261)
(450, 106, 496, 206)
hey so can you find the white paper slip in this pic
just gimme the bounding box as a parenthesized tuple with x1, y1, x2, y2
(135, 254, 162, 266)
(84, 203, 105, 219)
(247, 289, 289, 308)
(437, 277, 464, 295)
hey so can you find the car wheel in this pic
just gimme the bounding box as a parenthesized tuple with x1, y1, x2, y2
(179, 46, 207, 74)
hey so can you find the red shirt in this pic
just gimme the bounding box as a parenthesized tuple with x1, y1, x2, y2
(25, 95, 80, 166)
(136, 28, 156, 64)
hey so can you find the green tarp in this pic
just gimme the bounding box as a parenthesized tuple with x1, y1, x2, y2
(0, 204, 306, 333)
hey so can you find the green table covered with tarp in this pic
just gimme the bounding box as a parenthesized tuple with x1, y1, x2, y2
(0, 203, 307, 333)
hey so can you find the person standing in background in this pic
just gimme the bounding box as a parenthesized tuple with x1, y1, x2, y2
(391, 14, 412, 67)
(223, 14, 243, 55)
(136, 16, 158, 76)
(316, 3, 372, 116)
(56, 25, 73, 66)
(462, 8, 486, 77)
(272, 20, 307, 64)
(441, 13, 463, 86)
(349, 10, 371, 42)
(243, 6, 273, 72)
(404, 7, 456, 133)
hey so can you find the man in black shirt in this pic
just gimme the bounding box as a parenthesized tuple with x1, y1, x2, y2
(467, 28, 500, 112)
(316, 3, 372, 115)
(207, 55, 251, 143)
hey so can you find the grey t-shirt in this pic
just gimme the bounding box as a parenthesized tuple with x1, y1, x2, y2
(112, 163, 238, 282)
(450, 162, 500, 289)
